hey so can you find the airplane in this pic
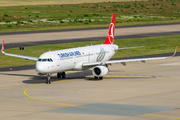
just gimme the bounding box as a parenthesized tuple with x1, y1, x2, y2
(1, 13, 179, 84)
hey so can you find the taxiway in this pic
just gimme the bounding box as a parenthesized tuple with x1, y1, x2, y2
(0, 23, 180, 120)
(0, 57, 180, 120)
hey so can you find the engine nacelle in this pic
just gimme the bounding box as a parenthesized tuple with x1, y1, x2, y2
(92, 66, 109, 77)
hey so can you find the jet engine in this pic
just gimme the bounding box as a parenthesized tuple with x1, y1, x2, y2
(92, 66, 109, 77)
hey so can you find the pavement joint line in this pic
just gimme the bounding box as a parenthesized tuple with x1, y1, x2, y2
(169, 116, 180, 120)
(105, 74, 180, 82)
(0, 98, 23, 102)
(120, 66, 180, 74)
(145, 114, 180, 119)
(0, 82, 23, 85)
(105, 74, 156, 78)
(112, 78, 180, 82)
(23, 79, 180, 119)
(24, 100, 50, 104)
(0, 97, 50, 104)
(145, 113, 167, 117)
(0, 84, 32, 90)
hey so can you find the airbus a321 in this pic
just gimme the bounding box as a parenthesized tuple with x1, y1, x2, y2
(1, 14, 179, 84)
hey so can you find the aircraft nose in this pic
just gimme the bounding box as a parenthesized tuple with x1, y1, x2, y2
(36, 62, 47, 74)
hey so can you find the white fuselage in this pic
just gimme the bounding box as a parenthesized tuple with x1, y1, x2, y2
(36, 44, 118, 74)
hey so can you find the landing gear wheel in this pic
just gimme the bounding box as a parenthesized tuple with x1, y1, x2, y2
(94, 76, 98, 79)
(62, 72, 66, 78)
(99, 77, 103, 80)
(94, 76, 103, 80)
(46, 79, 48, 84)
(57, 72, 61, 78)
(46, 74, 51, 84)
(48, 80, 51, 84)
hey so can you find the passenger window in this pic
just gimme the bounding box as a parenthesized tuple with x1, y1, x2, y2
(39, 58, 53, 62)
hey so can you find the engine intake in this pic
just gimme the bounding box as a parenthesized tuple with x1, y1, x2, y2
(92, 66, 109, 77)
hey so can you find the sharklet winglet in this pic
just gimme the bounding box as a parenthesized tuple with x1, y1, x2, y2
(173, 44, 179, 56)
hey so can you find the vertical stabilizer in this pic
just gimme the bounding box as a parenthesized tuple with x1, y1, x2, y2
(104, 13, 116, 44)
(1, 40, 4, 53)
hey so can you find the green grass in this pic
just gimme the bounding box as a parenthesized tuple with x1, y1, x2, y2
(1, 35, 180, 68)
(0, 0, 180, 33)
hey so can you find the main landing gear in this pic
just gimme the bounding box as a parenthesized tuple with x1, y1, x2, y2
(57, 72, 66, 79)
(94, 76, 103, 80)
(45, 72, 66, 84)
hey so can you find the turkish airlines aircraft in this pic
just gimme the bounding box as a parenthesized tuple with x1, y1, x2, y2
(1, 14, 179, 84)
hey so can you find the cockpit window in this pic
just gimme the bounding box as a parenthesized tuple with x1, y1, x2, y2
(48, 58, 53, 62)
(38, 58, 53, 62)
(42, 59, 47, 62)
(38, 59, 41, 62)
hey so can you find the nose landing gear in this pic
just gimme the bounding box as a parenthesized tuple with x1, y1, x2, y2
(46, 74, 51, 84)
(46, 72, 66, 84)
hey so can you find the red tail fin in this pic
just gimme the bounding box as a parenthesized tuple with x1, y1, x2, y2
(104, 13, 116, 44)
(1, 40, 4, 53)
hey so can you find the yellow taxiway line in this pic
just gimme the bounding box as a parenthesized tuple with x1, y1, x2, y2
(23, 79, 180, 120)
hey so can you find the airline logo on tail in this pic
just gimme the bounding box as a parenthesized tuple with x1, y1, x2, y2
(104, 13, 116, 44)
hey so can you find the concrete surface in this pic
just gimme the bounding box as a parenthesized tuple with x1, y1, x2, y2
(1, 24, 180, 44)
(0, 56, 180, 120)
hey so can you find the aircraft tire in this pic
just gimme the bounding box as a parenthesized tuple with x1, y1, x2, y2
(46, 75, 51, 84)
(57, 72, 61, 78)
(99, 77, 103, 80)
(62, 72, 66, 78)
(46, 79, 49, 84)
(48, 80, 51, 84)
(94, 76, 98, 79)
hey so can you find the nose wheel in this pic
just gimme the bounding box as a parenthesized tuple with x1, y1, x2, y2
(46, 74, 51, 84)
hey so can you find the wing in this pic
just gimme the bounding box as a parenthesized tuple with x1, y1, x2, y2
(83, 44, 179, 67)
(1, 40, 38, 61)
